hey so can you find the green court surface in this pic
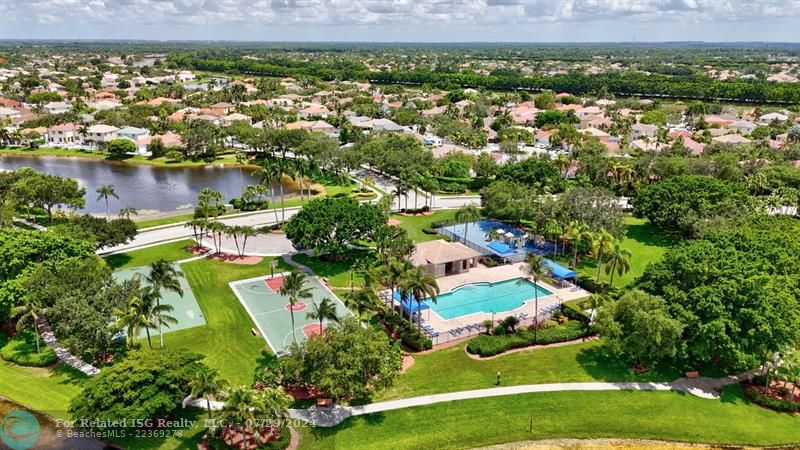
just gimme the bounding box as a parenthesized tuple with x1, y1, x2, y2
(113, 265, 207, 336)
(230, 273, 351, 355)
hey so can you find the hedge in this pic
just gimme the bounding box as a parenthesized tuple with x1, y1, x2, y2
(466, 321, 587, 357)
(380, 313, 432, 351)
(435, 176, 492, 191)
(230, 198, 270, 211)
(561, 302, 590, 324)
(0, 330, 57, 367)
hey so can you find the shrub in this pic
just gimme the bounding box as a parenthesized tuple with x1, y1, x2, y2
(467, 321, 587, 357)
(0, 330, 57, 367)
(493, 325, 507, 336)
(561, 302, 590, 324)
(479, 256, 498, 267)
(743, 383, 800, 413)
(230, 197, 270, 211)
(421, 227, 438, 235)
(380, 313, 432, 351)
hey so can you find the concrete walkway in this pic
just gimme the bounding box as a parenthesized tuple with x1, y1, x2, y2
(287, 370, 759, 427)
(37, 316, 100, 376)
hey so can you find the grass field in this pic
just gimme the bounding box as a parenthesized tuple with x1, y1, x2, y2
(0, 360, 86, 419)
(555, 217, 675, 288)
(0, 146, 240, 168)
(390, 209, 458, 243)
(291, 250, 371, 289)
(299, 386, 800, 449)
(375, 340, 681, 401)
(158, 256, 294, 385)
(105, 239, 197, 269)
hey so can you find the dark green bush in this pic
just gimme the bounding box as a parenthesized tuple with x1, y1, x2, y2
(0, 330, 57, 367)
(421, 227, 439, 235)
(230, 198, 270, 211)
(561, 302, 590, 323)
(467, 321, 587, 357)
(380, 313, 432, 351)
(743, 384, 800, 413)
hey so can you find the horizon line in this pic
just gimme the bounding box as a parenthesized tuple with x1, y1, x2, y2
(0, 38, 799, 45)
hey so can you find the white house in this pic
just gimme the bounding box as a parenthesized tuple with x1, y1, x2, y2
(759, 112, 789, 125)
(47, 123, 81, 145)
(298, 104, 330, 119)
(43, 101, 71, 115)
(117, 126, 150, 142)
(85, 124, 119, 147)
(630, 123, 657, 140)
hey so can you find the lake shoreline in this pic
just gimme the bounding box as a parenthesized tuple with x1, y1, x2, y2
(0, 147, 258, 169)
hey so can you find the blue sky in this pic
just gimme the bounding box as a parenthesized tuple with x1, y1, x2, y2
(1, 0, 798, 42)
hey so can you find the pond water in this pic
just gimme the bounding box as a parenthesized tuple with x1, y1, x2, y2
(0, 154, 295, 215)
(0, 399, 111, 449)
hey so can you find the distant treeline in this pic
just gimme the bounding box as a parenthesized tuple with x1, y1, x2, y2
(170, 55, 800, 104)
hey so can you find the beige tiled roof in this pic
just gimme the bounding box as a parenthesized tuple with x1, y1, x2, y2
(409, 240, 481, 266)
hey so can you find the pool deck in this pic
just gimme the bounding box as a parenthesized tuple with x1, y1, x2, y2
(412, 262, 590, 338)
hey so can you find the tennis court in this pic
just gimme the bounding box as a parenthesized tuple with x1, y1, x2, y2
(113, 265, 206, 336)
(230, 272, 351, 355)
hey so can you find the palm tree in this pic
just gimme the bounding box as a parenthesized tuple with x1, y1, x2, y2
(254, 158, 280, 224)
(11, 298, 46, 353)
(376, 258, 415, 311)
(306, 297, 339, 331)
(146, 260, 185, 347)
(564, 221, 591, 269)
(455, 204, 481, 244)
(189, 367, 229, 420)
(553, 154, 571, 178)
(119, 205, 138, 219)
(391, 185, 407, 210)
(591, 229, 615, 283)
(293, 157, 309, 204)
(344, 288, 381, 319)
(278, 272, 313, 344)
(96, 184, 119, 219)
(604, 242, 632, 286)
(398, 267, 439, 329)
(587, 293, 610, 331)
(520, 254, 549, 342)
(216, 386, 290, 449)
(114, 288, 158, 349)
(544, 219, 562, 257)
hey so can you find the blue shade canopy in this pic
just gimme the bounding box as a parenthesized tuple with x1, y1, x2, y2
(488, 241, 515, 255)
(543, 259, 577, 279)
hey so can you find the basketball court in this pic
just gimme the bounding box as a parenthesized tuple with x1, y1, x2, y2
(229, 272, 351, 355)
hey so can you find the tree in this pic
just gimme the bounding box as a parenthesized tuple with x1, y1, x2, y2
(474, 152, 497, 179)
(520, 254, 548, 341)
(189, 367, 229, 421)
(11, 297, 45, 353)
(375, 258, 415, 310)
(533, 91, 556, 110)
(373, 225, 415, 264)
(454, 204, 481, 244)
(604, 241, 632, 286)
(496, 157, 563, 192)
(306, 297, 339, 331)
(344, 288, 381, 319)
(398, 266, 439, 329)
(632, 175, 749, 237)
(590, 229, 615, 282)
(16, 172, 86, 223)
(280, 317, 402, 401)
(51, 215, 137, 250)
(564, 221, 591, 269)
(214, 385, 292, 449)
(594, 290, 684, 369)
(70, 348, 207, 426)
(119, 205, 138, 219)
(146, 260, 184, 348)
(279, 272, 313, 344)
(284, 197, 386, 259)
(95, 184, 119, 219)
(114, 286, 175, 349)
(106, 138, 136, 155)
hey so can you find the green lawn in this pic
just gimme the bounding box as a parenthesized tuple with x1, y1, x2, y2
(105, 239, 197, 269)
(291, 250, 371, 289)
(390, 209, 458, 243)
(556, 217, 675, 288)
(299, 386, 800, 449)
(376, 340, 681, 401)
(158, 256, 294, 385)
(0, 146, 239, 168)
(0, 359, 87, 419)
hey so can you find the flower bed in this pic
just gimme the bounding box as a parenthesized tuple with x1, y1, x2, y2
(743, 376, 800, 413)
(466, 321, 588, 357)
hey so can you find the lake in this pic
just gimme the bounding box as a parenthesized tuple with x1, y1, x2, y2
(0, 154, 278, 215)
(0, 399, 111, 449)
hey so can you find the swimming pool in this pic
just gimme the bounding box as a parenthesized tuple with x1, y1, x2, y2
(428, 277, 552, 320)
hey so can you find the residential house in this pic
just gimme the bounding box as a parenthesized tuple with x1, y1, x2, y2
(134, 133, 183, 155)
(220, 113, 253, 126)
(759, 112, 789, 125)
(210, 102, 235, 115)
(47, 123, 81, 145)
(712, 134, 752, 145)
(630, 123, 657, 140)
(43, 101, 71, 115)
(298, 104, 330, 119)
(117, 126, 150, 142)
(85, 124, 119, 147)
(729, 120, 758, 135)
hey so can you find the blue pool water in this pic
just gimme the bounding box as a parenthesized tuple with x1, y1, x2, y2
(428, 278, 551, 320)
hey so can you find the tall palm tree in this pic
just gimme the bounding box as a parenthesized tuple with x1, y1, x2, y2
(254, 158, 280, 224)
(277, 157, 295, 222)
(376, 258, 415, 311)
(544, 219, 562, 257)
(344, 288, 381, 319)
(391, 185, 407, 210)
(564, 221, 591, 269)
(591, 229, 615, 283)
(520, 254, 549, 342)
(604, 242, 632, 286)
(96, 184, 118, 219)
(278, 272, 313, 344)
(146, 260, 185, 347)
(11, 298, 46, 353)
(189, 367, 229, 420)
(398, 267, 439, 329)
(293, 157, 309, 204)
(306, 297, 339, 331)
(455, 204, 481, 244)
(114, 287, 161, 349)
